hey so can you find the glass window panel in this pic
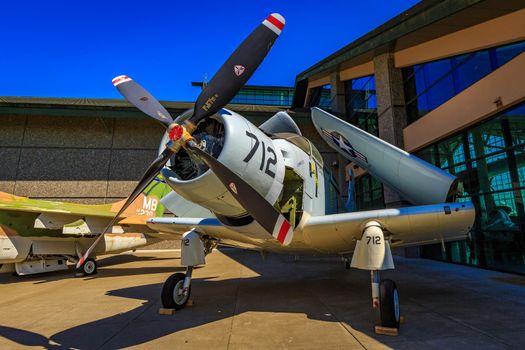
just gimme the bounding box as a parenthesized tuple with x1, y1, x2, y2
(422, 75, 455, 111)
(415, 146, 436, 165)
(404, 40, 525, 123)
(437, 135, 465, 173)
(468, 118, 505, 162)
(489, 172, 513, 192)
(421, 101, 525, 274)
(506, 104, 525, 146)
(452, 51, 492, 92)
(422, 59, 453, 86)
(495, 41, 525, 67)
(481, 190, 519, 229)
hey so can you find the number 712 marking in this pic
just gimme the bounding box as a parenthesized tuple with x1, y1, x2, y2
(243, 131, 276, 178)
(366, 236, 381, 245)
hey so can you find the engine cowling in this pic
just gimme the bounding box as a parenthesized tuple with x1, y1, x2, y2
(159, 109, 285, 218)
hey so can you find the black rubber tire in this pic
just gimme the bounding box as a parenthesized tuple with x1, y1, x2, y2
(81, 258, 97, 276)
(379, 279, 400, 328)
(161, 272, 191, 310)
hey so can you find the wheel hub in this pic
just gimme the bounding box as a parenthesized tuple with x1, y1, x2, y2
(84, 261, 95, 274)
(173, 279, 188, 305)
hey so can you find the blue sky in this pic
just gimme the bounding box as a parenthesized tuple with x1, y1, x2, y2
(0, 0, 419, 101)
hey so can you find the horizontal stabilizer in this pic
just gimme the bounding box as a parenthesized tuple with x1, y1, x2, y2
(312, 108, 457, 205)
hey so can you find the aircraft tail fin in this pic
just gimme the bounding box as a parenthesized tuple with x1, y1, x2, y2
(110, 176, 171, 218)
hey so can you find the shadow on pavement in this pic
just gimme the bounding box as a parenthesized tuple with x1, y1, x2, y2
(0, 253, 180, 285)
(0, 249, 382, 349)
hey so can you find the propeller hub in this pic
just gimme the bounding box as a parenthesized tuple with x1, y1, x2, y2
(168, 124, 184, 141)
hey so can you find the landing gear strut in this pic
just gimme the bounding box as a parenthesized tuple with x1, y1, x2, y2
(161, 230, 204, 310)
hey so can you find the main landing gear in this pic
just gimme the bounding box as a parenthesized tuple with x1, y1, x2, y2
(371, 270, 400, 328)
(73, 244, 98, 277)
(75, 257, 98, 277)
(350, 221, 400, 330)
(161, 230, 205, 310)
(161, 267, 193, 310)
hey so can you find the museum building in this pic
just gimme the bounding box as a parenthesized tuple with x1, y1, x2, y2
(292, 0, 525, 274)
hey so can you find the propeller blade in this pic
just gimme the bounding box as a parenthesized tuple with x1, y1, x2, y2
(112, 75, 173, 127)
(76, 148, 174, 268)
(189, 13, 285, 125)
(186, 141, 293, 245)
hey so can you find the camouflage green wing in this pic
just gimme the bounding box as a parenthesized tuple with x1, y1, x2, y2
(0, 192, 116, 218)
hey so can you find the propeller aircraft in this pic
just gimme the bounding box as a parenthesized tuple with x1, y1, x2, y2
(74, 13, 475, 330)
(0, 178, 172, 276)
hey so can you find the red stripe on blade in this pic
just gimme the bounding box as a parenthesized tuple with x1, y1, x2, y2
(112, 76, 129, 85)
(266, 15, 284, 30)
(276, 219, 291, 243)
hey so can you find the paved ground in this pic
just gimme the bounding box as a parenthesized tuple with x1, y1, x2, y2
(1, 248, 524, 349)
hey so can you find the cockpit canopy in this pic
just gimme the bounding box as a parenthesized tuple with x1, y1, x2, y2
(273, 132, 324, 166)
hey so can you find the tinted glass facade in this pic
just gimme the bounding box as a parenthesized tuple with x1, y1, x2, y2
(354, 173, 384, 211)
(416, 102, 525, 274)
(307, 84, 331, 109)
(345, 75, 378, 135)
(324, 168, 340, 215)
(230, 86, 294, 106)
(342, 75, 383, 210)
(403, 41, 525, 123)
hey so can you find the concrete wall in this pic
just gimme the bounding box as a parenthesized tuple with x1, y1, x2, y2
(0, 114, 164, 203)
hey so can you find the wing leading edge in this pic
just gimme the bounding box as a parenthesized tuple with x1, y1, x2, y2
(147, 202, 475, 255)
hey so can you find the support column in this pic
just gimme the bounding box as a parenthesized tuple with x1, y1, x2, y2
(329, 71, 349, 208)
(373, 53, 408, 208)
(330, 71, 346, 116)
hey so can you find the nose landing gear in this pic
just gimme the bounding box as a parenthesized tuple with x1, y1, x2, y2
(160, 230, 204, 310)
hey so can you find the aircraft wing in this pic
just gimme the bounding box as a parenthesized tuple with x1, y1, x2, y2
(300, 202, 476, 254)
(0, 191, 117, 218)
(146, 202, 476, 254)
(146, 217, 265, 249)
(311, 107, 457, 205)
(0, 191, 160, 235)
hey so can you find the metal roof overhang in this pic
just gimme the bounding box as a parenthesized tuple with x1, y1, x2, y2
(0, 96, 289, 119)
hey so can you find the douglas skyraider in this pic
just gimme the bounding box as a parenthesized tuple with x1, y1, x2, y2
(5, 12, 475, 331)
